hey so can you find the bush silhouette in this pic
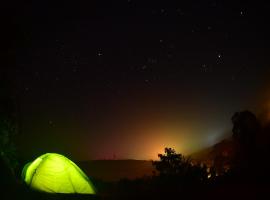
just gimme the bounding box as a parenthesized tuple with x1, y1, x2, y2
(152, 148, 209, 185)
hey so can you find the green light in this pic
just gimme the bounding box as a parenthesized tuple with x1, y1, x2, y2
(22, 153, 96, 194)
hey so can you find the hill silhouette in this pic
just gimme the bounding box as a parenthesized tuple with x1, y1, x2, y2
(79, 160, 156, 182)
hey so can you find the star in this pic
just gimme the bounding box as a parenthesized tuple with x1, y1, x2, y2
(176, 8, 184, 15)
(167, 54, 173, 59)
(34, 71, 40, 78)
(141, 65, 147, 70)
(48, 120, 55, 127)
(145, 79, 149, 83)
(73, 59, 78, 65)
(201, 64, 209, 72)
(169, 44, 175, 49)
(147, 58, 157, 64)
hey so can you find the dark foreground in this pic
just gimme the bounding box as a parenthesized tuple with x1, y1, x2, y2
(1, 179, 270, 200)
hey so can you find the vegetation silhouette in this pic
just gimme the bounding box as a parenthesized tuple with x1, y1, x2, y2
(227, 110, 270, 182)
(152, 147, 210, 184)
(0, 82, 18, 170)
(0, 80, 19, 199)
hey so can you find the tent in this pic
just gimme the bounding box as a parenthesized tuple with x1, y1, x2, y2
(21, 153, 96, 194)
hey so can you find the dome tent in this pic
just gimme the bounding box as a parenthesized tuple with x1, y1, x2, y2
(21, 153, 95, 194)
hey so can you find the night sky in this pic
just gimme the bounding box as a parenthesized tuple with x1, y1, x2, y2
(3, 1, 270, 160)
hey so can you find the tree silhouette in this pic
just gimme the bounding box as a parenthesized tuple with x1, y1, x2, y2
(231, 110, 260, 149)
(152, 148, 209, 185)
(0, 80, 18, 182)
(153, 148, 186, 176)
(230, 110, 269, 180)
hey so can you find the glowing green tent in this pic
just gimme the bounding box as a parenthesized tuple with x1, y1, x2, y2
(21, 153, 96, 194)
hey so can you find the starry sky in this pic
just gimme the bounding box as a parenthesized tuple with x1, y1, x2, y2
(3, 1, 270, 160)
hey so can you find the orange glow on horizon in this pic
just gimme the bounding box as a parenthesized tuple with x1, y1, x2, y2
(124, 125, 189, 160)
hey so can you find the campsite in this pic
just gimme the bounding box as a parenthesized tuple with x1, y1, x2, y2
(1, 0, 270, 199)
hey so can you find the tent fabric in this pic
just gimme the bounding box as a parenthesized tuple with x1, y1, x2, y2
(21, 153, 95, 194)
